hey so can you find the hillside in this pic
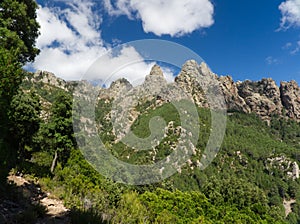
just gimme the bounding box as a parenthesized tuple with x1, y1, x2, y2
(1, 60, 300, 223)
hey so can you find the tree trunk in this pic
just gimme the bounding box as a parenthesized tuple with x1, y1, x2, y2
(50, 150, 58, 173)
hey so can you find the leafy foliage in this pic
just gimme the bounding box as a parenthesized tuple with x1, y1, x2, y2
(8, 90, 41, 160)
(0, 0, 40, 185)
(35, 90, 75, 172)
(0, 0, 40, 63)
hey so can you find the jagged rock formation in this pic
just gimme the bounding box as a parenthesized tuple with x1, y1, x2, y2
(30, 60, 300, 122)
(223, 73, 299, 122)
(236, 78, 283, 121)
(174, 60, 299, 122)
(219, 76, 250, 113)
(175, 60, 209, 108)
(149, 64, 164, 76)
(280, 81, 300, 120)
(173, 60, 300, 122)
(98, 78, 132, 100)
(32, 70, 68, 91)
(174, 60, 228, 111)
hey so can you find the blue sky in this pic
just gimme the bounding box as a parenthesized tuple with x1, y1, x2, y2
(29, 0, 300, 85)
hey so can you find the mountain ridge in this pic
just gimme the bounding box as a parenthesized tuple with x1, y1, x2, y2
(30, 60, 300, 123)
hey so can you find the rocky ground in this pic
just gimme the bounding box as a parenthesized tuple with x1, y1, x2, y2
(0, 174, 70, 224)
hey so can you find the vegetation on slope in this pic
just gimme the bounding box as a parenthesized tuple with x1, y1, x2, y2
(4, 89, 299, 223)
(1, 1, 300, 223)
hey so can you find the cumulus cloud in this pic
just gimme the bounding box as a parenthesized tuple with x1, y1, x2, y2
(27, 0, 174, 83)
(28, 0, 106, 80)
(86, 46, 174, 86)
(279, 0, 300, 29)
(100, 62, 174, 87)
(104, 0, 214, 36)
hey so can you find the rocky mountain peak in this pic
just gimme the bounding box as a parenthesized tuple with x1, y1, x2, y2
(110, 78, 132, 90)
(145, 64, 167, 84)
(33, 70, 68, 91)
(178, 60, 218, 81)
(174, 60, 214, 108)
(181, 60, 198, 74)
(99, 78, 133, 99)
(34, 60, 300, 122)
(199, 62, 212, 76)
(149, 64, 163, 76)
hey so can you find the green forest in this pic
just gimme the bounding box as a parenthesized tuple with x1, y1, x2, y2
(1, 0, 300, 223)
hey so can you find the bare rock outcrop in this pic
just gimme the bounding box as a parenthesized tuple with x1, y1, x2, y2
(280, 80, 300, 120)
(174, 61, 300, 122)
(32, 60, 300, 122)
(175, 60, 211, 108)
(98, 78, 133, 100)
(33, 70, 68, 91)
(149, 64, 164, 76)
(237, 78, 283, 121)
(145, 64, 168, 86)
(292, 161, 300, 180)
(219, 75, 250, 113)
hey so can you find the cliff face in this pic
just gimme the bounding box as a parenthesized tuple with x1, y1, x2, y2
(222, 73, 299, 122)
(174, 60, 300, 122)
(236, 78, 282, 120)
(34, 60, 300, 122)
(280, 81, 300, 120)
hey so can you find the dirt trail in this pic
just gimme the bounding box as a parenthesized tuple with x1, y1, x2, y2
(6, 174, 70, 224)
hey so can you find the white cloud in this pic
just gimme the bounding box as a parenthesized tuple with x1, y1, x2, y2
(28, 0, 106, 80)
(281, 41, 300, 54)
(282, 42, 292, 49)
(103, 0, 133, 18)
(35, 7, 74, 48)
(87, 46, 155, 85)
(278, 1, 300, 56)
(290, 41, 300, 54)
(279, 0, 300, 29)
(86, 46, 174, 86)
(104, 0, 214, 36)
(28, 0, 173, 83)
(265, 56, 279, 65)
